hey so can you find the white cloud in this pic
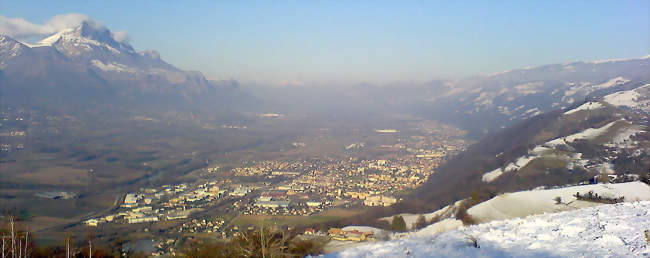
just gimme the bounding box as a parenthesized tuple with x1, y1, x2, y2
(112, 30, 130, 43)
(0, 16, 50, 37)
(0, 13, 89, 38)
(0, 13, 128, 43)
(45, 13, 94, 32)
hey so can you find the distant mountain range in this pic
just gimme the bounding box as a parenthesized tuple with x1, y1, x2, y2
(0, 21, 244, 109)
(1, 20, 648, 135)
(418, 56, 650, 136)
(245, 55, 650, 137)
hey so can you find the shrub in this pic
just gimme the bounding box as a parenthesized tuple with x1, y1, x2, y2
(455, 205, 476, 225)
(391, 215, 407, 232)
(288, 238, 325, 257)
(412, 215, 428, 230)
(185, 223, 326, 258)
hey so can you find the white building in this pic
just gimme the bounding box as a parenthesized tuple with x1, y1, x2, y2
(84, 219, 99, 227)
(128, 216, 159, 224)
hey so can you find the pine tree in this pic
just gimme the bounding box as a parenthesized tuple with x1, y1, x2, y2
(391, 215, 407, 232)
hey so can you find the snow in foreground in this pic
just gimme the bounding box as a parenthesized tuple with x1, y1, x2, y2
(326, 201, 650, 258)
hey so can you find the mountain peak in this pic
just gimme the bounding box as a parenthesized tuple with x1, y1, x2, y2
(0, 34, 28, 63)
(69, 21, 134, 52)
(31, 20, 135, 54)
(73, 21, 111, 41)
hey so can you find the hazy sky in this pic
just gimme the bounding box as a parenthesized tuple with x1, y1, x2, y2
(2, 1, 649, 85)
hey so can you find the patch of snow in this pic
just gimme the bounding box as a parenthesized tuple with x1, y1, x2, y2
(562, 78, 629, 105)
(482, 155, 537, 182)
(379, 201, 465, 230)
(411, 219, 463, 237)
(592, 76, 629, 90)
(603, 84, 650, 111)
(530, 145, 552, 155)
(328, 200, 650, 257)
(91, 59, 136, 73)
(31, 29, 73, 47)
(604, 89, 640, 107)
(473, 92, 494, 107)
(565, 97, 575, 104)
(604, 123, 645, 148)
(513, 81, 543, 96)
(497, 106, 511, 116)
(563, 101, 604, 115)
(563, 82, 591, 97)
(546, 120, 618, 147)
(521, 108, 541, 117)
(481, 168, 503, 183)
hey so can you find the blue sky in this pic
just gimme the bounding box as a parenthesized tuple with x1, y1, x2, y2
(2, 1, 649, 85)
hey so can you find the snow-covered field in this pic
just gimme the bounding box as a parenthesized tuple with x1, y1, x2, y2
(326, 201, 650, 257)
(467, 182, 650, 223)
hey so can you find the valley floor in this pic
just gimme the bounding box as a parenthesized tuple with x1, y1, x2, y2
(326, 201, 650, 257)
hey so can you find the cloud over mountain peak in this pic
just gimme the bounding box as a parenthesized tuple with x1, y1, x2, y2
(0, 13, 129, 45)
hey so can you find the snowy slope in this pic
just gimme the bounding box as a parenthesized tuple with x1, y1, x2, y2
(467, 182, 650, 223)
(603, 84, 650, 112)
(387, 182, 649, 233)
(326, 201, 650, 257)
(378, 200, 464, 230)
(546, 120, 619, 147)
(482, 115, 644, 183)
(481, 155, 537, 183)
(563, 101, 604, 115)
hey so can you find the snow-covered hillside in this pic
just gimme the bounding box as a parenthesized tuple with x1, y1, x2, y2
(327, 201, 650, 257)
(604, 84, 650, 113)
(378, 200, 464, 230)
(385, 182, 649, 230)
(420, 56, 649, 136)
(467, 182, 650, 223)
(481, 100, 646, 183)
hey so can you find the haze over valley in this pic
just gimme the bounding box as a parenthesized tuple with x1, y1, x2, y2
(1, 2, 649, 257)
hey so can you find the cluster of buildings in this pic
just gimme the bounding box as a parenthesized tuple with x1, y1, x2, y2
(176, 218, 225, 234)
(76, 120, 469, 256)
(84, 180, 229, 227)
(232, 160, 310, 178)
(232, 154, 449, 217)
(327, 228, 375, 242)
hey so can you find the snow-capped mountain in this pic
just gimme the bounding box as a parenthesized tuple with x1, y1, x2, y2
(420, 56, 650, 136)
(33, 21, 135, 57)
(0, 22, 242, 107)
(0, 35, 30, 67)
